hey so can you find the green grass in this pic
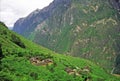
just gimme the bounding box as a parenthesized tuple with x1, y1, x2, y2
(0, 22, 120, 81)
(0, 21, 119, 81)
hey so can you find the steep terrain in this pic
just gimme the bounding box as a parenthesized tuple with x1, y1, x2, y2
(1, 22, 120, 81)
(13, 0, 71, 37)
(13, 0, 120, 74)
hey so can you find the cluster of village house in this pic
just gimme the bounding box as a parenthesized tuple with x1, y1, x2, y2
(65, 66, 90, 75)
(30, 56, 91, 78)
(30, 56, 53, 66)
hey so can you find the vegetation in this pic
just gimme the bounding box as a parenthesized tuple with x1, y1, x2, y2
(0, 22, 120, 80)
(13, 0, 120, 73)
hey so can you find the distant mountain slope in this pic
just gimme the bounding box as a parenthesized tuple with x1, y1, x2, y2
(1, 22, 120, 81)
(13, 0, 120, 74)
(13, 0, 71, 37)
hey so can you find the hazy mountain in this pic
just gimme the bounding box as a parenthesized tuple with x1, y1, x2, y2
(13, 0, 120, 74)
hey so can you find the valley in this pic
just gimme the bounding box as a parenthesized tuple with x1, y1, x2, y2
(13, 0, 120, 74)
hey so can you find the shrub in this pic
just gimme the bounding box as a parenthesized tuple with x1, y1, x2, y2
(11, 34, 26, 48)
(18, 52, 23, 57)
(29, 72, 38, 80)
(0, 21, 7, 28)
(0, 43, 4, 60)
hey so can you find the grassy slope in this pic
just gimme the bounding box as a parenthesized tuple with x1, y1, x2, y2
(0, 23, 119, 81)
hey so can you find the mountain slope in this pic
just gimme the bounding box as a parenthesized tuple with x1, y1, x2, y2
(1, 22, 120, 80)
(13, 0, 120, 74)
(13, 0, 71, 38)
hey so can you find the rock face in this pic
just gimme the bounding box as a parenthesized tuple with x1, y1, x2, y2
(13, 0, 71, 37)
(109, 0, 120, 11)
(13, 0, 120, 73)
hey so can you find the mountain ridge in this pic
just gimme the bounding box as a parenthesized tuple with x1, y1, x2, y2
(13, 0, 71, 36)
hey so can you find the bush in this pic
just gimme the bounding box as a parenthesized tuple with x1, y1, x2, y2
(29, 72, 38, 80)
(0, 21, 7, 28)
(0, 72, 12, 81)
(0, 43, 4, 60)
(11, 34, 26, 48)
(17, 52, 24, 57)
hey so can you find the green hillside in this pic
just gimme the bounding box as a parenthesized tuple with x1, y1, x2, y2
(0, 22, 120, 81)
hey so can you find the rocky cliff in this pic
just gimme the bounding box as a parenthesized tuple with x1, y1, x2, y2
(13, 0, 71, 37)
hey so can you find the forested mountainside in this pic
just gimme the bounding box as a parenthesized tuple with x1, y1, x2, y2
(1, 22, 120, 81)
(13, 0, 120, 74)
